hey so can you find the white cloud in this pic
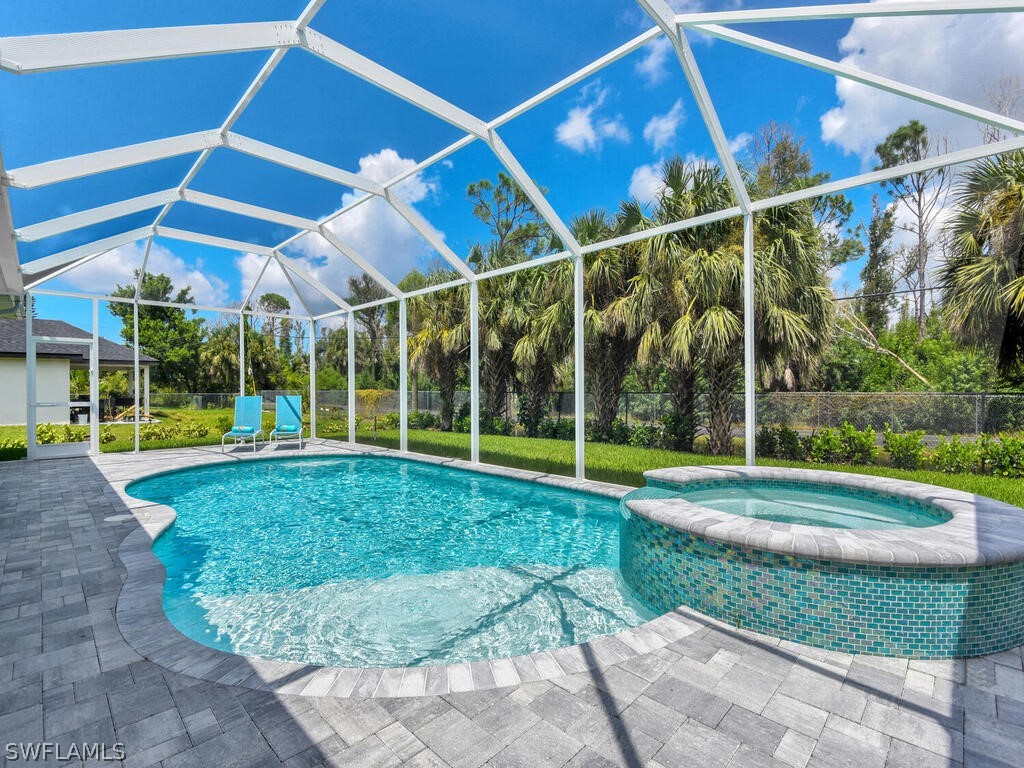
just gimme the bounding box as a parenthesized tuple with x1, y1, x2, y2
(268, 148, 444, 309)
(52, 148, 441, 315)
(555, 83, 631, 154)
(635, 37, 674, 87)
(237, 252, 305, 312)
(628, 163, 666, 204)
(629, 151, 719, 204)
(820, 6, 1024, 157)
(728, 131, 753, 155)
(59, 240, 229, 306)
(643, 99, 686, 152)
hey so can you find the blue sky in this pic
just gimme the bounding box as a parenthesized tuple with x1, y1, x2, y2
(3, 0, 1020, 329)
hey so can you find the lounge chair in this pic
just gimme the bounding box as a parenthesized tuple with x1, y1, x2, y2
(270, 395, 304, 449)
(221, 395, 264, 453)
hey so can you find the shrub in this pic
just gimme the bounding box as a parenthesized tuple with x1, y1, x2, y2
(0, 436, 27, 449)
(318, 418, 348, 435)
(35, 423, 88, 445)
(452, 415, 471, 433)
(100, 426, 117, 444)
(777, 425, 805, 460)
(484, 417, 514, 436)
(377, 412, 400, 430)
(607, 419, 630, 445)
(627, 423, 660, 448)
(555, 418, 576, 441)
(978, 433, 1024, 478)
(807, 427, 844, 463)
(883, 424, 925, 470)
(181, 421, 210, 439)
(408, 410, 437, 429)
(660, 412, 697, 452)
(931, 436, 979, 474)
(807, 423, 877, 464)
(753, 424, 806, 460)
(755, 425, 778, 457)
(839, 422, 877, 464)
(140, 423, 181, 441)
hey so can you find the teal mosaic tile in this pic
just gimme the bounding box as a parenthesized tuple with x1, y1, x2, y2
(621, 508, 1024, 658)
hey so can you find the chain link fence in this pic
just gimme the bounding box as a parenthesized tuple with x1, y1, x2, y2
(145, 389, 1024, 437)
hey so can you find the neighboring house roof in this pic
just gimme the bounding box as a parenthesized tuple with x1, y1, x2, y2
(0, 319, 158, 365)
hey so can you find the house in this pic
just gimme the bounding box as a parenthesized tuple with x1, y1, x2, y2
(0, 318, 157, 425)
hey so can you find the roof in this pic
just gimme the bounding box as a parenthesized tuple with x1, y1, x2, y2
(2, 2, 1020, 321)
(0, 318, 158, 365)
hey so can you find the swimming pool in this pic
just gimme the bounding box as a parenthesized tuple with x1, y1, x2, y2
(127, 455, 654, 668)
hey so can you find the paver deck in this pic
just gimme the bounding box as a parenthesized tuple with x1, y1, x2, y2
(1, 441, 1022, 767)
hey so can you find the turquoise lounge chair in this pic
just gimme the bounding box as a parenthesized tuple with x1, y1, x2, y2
(270, 395, 304, 449)
(221, 395, 264, 453)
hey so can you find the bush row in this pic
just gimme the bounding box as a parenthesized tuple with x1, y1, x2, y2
(139, 422, 211, 441)
(0, 423, 118, 449)
(757, 422, 1024, 477)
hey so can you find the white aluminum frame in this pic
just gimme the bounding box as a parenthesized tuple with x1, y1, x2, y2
(4, 1, 1021, 470)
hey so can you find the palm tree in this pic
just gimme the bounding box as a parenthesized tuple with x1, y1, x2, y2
(528, 210, 640, 441)
(611, 160, 738, 451)
(940, 151, 1024, 374)
(475, 245, 531, 422)
(407, 271, 469, 430)
(200, 323, 239, 392)
(613, 158, 832, 455)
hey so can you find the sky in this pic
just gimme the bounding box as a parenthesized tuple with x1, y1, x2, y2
(2, 0, 1022, 331)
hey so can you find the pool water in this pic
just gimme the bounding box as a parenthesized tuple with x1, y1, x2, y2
(128, 456, 655, 667)
(648, 479, 949, 529)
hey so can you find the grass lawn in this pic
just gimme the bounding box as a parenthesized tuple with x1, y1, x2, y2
(3, 415, 1022, 508)
(323, 427, 1024, 508)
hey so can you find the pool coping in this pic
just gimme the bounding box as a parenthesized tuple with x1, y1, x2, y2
(112, 441, 705, 698)
(627, 465, 1024, 567)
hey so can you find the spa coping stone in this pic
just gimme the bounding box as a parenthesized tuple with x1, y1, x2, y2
(627, 465, 1024, 567)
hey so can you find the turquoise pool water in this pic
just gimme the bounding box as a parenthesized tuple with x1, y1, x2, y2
(646, 479, 949, 529)
(128, 456, 654, 668)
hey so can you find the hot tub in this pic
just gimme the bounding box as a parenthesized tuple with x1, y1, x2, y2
(620, 466, 1024, 658)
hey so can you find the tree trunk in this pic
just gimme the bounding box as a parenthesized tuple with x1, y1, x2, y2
(706, 358, 738, 456)
(481, 347, 511, 420)
(587, 335, 633, 441)
(436, 355, 459, 431)
(517, 359, 552, 437)
(665, 365, 697, 452)
(917, 208, 928, 341)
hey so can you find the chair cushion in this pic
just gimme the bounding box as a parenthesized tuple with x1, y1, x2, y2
(232, 426, 255, 434)
(277, 424, 300, 432)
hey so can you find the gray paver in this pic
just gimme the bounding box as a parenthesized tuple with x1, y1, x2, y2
(0, 444, 1018, 768)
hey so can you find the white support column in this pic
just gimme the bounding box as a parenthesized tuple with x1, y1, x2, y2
(347, 311, 356, 443)
(634, 0, 751, 214)
(399, 298, 409, 453)
(90, 299, 100, 455)
(133, 302, 140, 454)
(26, 293, 36, 460)
(573, 254, 585, 481)
(743, 214, 756, 466)
(469, 281, 480, 463)
(309, 318, 317, 440)
(238, 312, 246, 395)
